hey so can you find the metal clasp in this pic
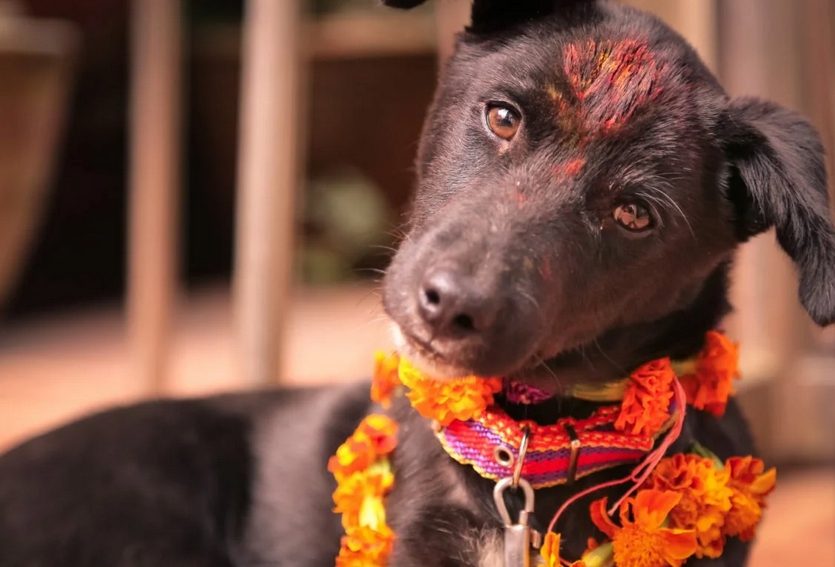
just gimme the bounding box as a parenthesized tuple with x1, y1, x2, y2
(564, 423, 582, 485)
(493, 424, 542, 567)
(493, 477, 542, 567)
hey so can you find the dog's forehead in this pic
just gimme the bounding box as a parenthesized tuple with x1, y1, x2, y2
(547, 37, 673, 138)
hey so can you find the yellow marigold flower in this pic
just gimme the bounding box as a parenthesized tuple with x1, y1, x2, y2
(541, 532, 562, 567)
(336, 524, 395, 567)
(540, 533, 588, 567)
(722, 456, 776, 541)
(397, 357, 502, 426)
(680, 331, 739, 417)
(333, 463, 394, 529)
(358, 494, 388, 531)
(590, 490, 698, 567)
(644, 453, 733, 558)
(372, 352, 402, 408)
(615, 358, 675, 436)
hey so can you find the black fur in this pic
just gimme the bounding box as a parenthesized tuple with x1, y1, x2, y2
(0, 1, 832, 565)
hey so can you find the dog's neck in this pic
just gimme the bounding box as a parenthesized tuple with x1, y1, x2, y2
(528, 263, 731, 393)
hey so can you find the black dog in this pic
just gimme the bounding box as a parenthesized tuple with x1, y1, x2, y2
(1, 1, 833, 566)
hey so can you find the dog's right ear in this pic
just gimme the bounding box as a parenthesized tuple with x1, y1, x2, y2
(721, 97, 835, 326)
(382, 0, 598, 34)
(380, 0, 428, 8)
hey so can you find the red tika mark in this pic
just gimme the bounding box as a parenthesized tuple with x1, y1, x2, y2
(552, 157, 587, 182)
(564, 157, 586, 177)
(552, 39, 667, 137)
(540, 257, 553, 282)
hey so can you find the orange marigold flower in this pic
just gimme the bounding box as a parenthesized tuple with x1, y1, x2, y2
(590, 490, 698, 567)
(328, 415, 398, 482)
(357, 414, 399, 455)
(397, 357, 502, 426)
(328, 435, 375, 482)
(680, 331, 740, 417)
(335, 524, 395, 567)
(615, 358, 675, 436)
(722, 456, 776, 541)
(644, 453, 733, 558)
(372, 352, 402, 408)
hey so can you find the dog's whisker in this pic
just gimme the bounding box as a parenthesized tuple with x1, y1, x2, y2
(516, 288, 541, 312)
(637, 187, 695, 238)
(592, 338, 626, 375)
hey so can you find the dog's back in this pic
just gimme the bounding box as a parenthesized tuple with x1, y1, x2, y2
(0, 385, 371, 566)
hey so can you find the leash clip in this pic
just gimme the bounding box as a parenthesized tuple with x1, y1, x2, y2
(494, 477, 542, 567)
(494, 424, 542, 567)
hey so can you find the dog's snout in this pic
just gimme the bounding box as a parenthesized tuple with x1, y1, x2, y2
(418, 268, 498, 336)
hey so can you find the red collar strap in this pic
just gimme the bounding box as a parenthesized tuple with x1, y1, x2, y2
(436, 402, 679, 489)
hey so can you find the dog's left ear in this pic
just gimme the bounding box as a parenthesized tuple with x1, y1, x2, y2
(722, 96, 835, 326)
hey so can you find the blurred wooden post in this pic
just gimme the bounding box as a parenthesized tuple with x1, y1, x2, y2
(624, 0, 717, 71)
(127, 0, 181, 392)
(435, 0, 469, 64)
(234, 0, 305, 387)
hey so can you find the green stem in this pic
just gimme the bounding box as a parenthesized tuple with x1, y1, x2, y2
(690, 442, 724, 469)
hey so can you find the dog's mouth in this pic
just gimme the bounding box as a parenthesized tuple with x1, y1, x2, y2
(390, 324, 493, 380)
(390, 323, 543, 381)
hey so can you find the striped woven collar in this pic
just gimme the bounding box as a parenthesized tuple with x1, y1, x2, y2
(435, 395, 680, 490)
(376, 330, 738, 490)
(434, 361, 694, 490)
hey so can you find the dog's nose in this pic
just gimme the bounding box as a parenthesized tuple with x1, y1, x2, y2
(418, 268, 498, 335)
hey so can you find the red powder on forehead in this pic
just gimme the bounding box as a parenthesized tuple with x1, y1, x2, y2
(552, 38, 667, 136)
(564, 157, 586, 177)
(540, 257, 552, 282)
(551, 157, 587, 182)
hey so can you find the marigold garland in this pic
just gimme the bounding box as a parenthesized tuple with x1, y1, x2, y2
(335, 331, 773, 567)
(579, 451, 776, 566)
(589, 490, 698, 567)
(328, 415, 399, 567)
(722, 456, 777, 541)
(395, 355, 503, 426)
(643, 453, 733, 558)
(679, 331, 740, 416)
(614, 358, 675, 436)
(371, 352, 402, 409)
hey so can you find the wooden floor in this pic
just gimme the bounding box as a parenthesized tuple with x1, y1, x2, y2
(0, 284, 832, 567)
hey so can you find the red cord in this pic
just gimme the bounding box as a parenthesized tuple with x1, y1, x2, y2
(546, 377, 686, 534)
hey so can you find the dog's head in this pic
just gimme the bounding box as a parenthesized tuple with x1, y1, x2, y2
(381, 0, 835, 385)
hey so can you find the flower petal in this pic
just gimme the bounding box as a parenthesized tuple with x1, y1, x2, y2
(540, 532, 562, 567)
(631, 490, 682, 530)
(590, 497, 619, 539)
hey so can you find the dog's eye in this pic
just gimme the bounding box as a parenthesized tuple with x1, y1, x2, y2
(486, 104, 521, 140)
(613, 202, 653, 232)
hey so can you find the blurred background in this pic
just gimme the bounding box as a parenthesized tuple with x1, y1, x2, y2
(0, 1, 831, 564)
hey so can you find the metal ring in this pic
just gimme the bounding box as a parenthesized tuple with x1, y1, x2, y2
(493, 445, 515, 468)
(512, 425, 531, 488)
(493, 476, 536, 527)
